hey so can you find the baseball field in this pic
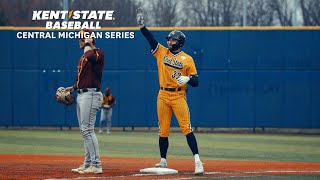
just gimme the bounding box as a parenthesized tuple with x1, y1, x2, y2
(0, 129, 319, 179)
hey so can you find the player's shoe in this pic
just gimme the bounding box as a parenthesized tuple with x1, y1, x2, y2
(155, 161, 167, 168)
(99, 129, 103, 134)
(194, 161, 204, 175)
(71, 164, 89, 173)
(79, 165, 102, 174)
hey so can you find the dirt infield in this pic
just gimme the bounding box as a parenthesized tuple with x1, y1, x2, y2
(0, 154, 320, 180)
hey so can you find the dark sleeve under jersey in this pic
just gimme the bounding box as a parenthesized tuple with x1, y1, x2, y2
(188, 75, 199, 87)
(140, 26, 158, 51)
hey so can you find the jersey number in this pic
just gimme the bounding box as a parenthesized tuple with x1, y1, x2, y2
(172, 70, 181, 79)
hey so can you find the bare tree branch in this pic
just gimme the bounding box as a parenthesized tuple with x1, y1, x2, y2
(0, 0, 312, 27)
(141, 0, 179, 27)
(300, 0, 320, 26)
(246, 0, 275, 26)
(270, 0, 294, 26)
(0, 0, 62, 26)
(182, 0, 241, 26)
(71, 0, 139, 27)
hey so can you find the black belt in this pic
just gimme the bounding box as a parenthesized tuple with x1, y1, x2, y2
(77, 88, 100, 94)
(160, 87, 182, 92)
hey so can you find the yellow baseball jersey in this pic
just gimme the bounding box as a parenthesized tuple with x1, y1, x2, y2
(152, 44, 197, 88)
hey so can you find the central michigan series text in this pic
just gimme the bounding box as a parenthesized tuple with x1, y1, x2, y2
(16, 31, 135, 39)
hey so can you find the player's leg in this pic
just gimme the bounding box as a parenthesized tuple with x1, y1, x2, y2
(77, 96, 91, 166)
(77, 91, 103, 173)
(156, 91, 172, 168)
(99, 108, 106, 133)
(186, 132, 204, 174)
(106, 108, 113, 133)
(71, 98, 91, 172)
(172, 93, 204, 174)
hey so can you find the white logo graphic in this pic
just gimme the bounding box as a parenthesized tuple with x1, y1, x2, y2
(32, 10, 114, 29)
(16, 10, 135, 39)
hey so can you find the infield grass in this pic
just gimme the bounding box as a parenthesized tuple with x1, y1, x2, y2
(0, 130, 319, 162)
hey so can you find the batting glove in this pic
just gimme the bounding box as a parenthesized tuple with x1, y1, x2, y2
(136, 8, 144, 25)
(177, 76, 190, 85)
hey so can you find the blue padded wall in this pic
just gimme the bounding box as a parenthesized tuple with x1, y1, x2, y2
(0, 28, 319, 128)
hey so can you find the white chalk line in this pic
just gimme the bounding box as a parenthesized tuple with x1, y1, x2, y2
(43, 170, 320, 180)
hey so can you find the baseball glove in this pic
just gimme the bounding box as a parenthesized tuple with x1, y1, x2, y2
(55, 87, 75, 105)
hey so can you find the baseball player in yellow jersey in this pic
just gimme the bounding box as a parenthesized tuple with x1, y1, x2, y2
(136, 8, 204, 175)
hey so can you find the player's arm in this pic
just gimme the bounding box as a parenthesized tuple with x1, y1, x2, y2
(188, 75, 199, 87)
(177, 58, 199, 87)
(83, 37, 102, 62)
(65, 84, 76, 92)
(137, 8, 158, 51)
(84, 37, 93, 53)
(110, 98, 116, 108)
(84, 50, 99, 62)
(101, 96, 109, 108)
(177, 75, 199, 87)
(140, 26, 158, 51)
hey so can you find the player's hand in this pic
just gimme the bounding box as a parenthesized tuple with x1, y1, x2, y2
(84, 37, 93, 44)
(177, 76, 190, 85)
(65, 86, 75, 92)
(136, 8, 144, 26)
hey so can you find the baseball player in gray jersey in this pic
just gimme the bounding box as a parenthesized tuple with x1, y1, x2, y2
(66, 29, 105, 174)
